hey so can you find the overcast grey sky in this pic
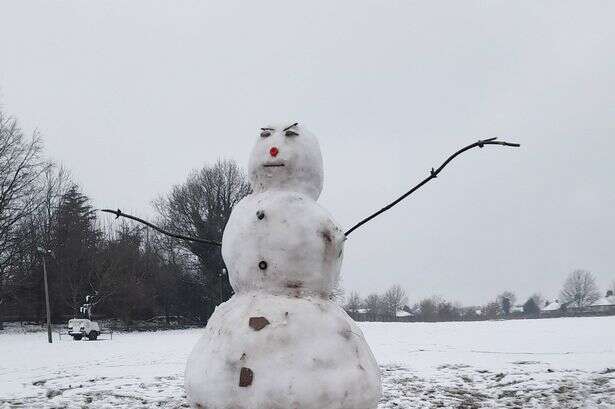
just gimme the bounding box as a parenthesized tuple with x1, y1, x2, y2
(1, 1, 614, 305)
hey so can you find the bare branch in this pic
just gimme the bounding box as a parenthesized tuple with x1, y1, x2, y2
(100, 208, 222, 246)
(344, 137, 521, 237)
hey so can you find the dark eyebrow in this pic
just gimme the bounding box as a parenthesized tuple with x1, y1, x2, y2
(260, 127, 274, 131)
(283, 122, 298, 131)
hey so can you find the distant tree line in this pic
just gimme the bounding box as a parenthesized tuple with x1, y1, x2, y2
(344, 270, 614, 323)
(0, 106, 250, 329)
(345, 287, 470, 323)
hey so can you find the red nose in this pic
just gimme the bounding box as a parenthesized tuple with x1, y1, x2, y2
(269, 147, 279, 157)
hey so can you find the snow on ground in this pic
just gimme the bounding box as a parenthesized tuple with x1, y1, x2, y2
(1, 316, 614, 408)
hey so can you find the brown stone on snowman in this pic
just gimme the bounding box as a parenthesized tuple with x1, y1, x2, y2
(184, 122, 381, 409)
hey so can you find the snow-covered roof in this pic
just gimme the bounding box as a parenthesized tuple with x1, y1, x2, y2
(356, 308, 368, 314)
(396, 310, 412, 318)
(591, 296, 615, 307)
(511, 305, 524, 313)
(542, 301, 561, 311)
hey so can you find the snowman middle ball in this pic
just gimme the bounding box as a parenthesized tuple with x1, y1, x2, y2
(223, 190, 345, 297)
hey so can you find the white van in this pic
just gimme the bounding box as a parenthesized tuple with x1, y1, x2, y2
(67, 318, 100, 340)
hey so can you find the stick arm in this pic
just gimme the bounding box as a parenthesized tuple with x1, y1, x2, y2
(344, 137, 520, 237)
(99, 208, 222, 247)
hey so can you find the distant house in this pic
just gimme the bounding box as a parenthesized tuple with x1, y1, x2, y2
(542, 299, 562, 312)
(395, 309, 413, 322)
(540, 292, 615, 316)
(347, 308, 370, 321)
(587, 291, 615, 313)
(511, 305, 524, 314)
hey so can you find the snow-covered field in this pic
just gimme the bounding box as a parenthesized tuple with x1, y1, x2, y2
(1, 316, 614, 408)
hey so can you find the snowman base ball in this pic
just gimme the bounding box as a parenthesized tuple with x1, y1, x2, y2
(185, 293, 380, 409)
(185, 123, 381, 408)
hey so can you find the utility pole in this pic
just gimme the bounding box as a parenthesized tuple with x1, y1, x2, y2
(37, 247, 52, 344)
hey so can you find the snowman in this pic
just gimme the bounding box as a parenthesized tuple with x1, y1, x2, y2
(184, 122, 381, 409)
(102, 121, 517, 408)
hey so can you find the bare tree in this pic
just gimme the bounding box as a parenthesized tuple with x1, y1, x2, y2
(482, 301, 501, 320)
(435, 298, 460, 321)
(0, 110, 49, 326)
(154, 159, 250, 323)
(413, 295, 461, 322)
(416, 296, 440, 322)
(345, 291, 363, 314)
(559, 270, 601, 308)
(39, 165, 71, 243)
(382, 284, 408, 319)
(364, 293, 383, 321)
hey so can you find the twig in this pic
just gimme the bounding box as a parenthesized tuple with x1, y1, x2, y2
(283, 122, 299, 131)
(99, 208, 222, 246)
(344, 137, 521, 237)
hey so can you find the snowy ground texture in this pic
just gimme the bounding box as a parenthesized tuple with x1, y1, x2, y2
(1, 316, 614, 408)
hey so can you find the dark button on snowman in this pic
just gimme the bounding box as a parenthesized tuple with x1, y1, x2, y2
(185, 123, 381, 409)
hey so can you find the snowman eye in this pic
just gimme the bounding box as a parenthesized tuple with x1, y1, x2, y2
(285, 130, 299, 137)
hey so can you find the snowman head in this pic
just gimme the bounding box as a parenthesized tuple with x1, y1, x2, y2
(248, 122, 324, 200)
